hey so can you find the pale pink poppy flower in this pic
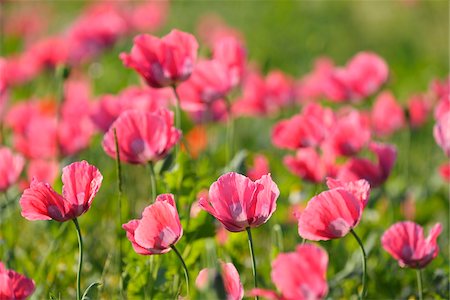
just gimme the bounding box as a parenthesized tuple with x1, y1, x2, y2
(434, 97, 450, 121)
(102, 109, 181, 164)
(0, 262, 36, 300)
(433, 112, 450, 157)
(122, 194, 182, 255)
(337, 142, 397, 187)
(196, 261, 244, 300)
(371, 91, 405, 136)
(200, 172, 279, 232)
(297, 179, 370, 241)
(345, 52, 389, 100)
(381, 221, 442, 269)
(177, 59, 234, 104)
(250, 243, 328, 300)
(213, 36, 247, 87)
(120, 29, 198, 88)
(19, 161, 103, 222)
(0, 147, 25, 192)
(247, 154, 270, 181)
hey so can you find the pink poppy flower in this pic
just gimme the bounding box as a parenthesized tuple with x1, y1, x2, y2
(338, 142, 397, 187)
(0, 262, 35, 300)
(407, 94, 430, 128)
(297, 57, 335, 102)
(196, 261, 244, 300)
(213, 36, 247, 87)
(345, 52, 389, 100)
(439, 163, 450, 182)
(122, 194, 182, 255)
(250, 243, 328, 300)
(284, 148, 328, 183)
(127, 1, 168, 33)
(91, 86, 171, 132)
(120, 29, 198, 88)
(265, 70, 295, 108)
(26, 37, 68, 70)
(247, 154, 270, 181)
(26, 159, 59, 185)
(297, 179, 370, 241)
(371, 91, 405, 137)
(19, 161, 103, 222)
(381, 221, 442, 269)
(433, 112, 450, 157)
(67, 3, 129, 64)
(177, 59, 234, 104)
(326, 110, 371, 156)
(232, 72, 270, 117)
(199, 172, 279, 232)
(102, 109, 181, 164)
(0, 147, 25, 192)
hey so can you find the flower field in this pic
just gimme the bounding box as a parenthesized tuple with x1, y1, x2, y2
(0, 1, 449, 299)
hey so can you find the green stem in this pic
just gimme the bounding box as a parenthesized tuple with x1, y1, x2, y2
(113, 128, 124, 297)
(73, 218, 83, 300)
(170, 245, 190, 296)
(416, 269, 423, 300)
(246, 227, 259, 300)
(148, 162, 157, 201)
(350, 229, 367, 300)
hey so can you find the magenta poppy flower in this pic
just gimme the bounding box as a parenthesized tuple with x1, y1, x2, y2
(381, 221, 442, 269)
(434, 112, 450, 157)
(19, 160, 103, 222)
(122, 194, 182, 255)
(371, 91, 405, 137)
(250, 243, 328, 300)
(0, 147, 25, 192)
(0, 262, 35, 300)
(196, 261, 244, 300)
(120, 29, 198, 88)
(200, 172, 279, 232)
(297, 178, 370, 241)
(102, 109, 181, 164)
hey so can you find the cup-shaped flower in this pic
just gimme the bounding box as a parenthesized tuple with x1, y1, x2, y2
(120, 29, 198, 88)
(199, 172, 279, 232)
(297, 178, 370, 241)
(0, 262, 36, 300)
(196, 261, 244, 300)
(19, 161, 103, 222)
(122, 194, 182, 255)
(381, 221, 442, 269)
(434, 112, 450, 157)
(250, 243, 328, 300)
(102, 109, 181, 164)
(0, 147, 25, 192)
